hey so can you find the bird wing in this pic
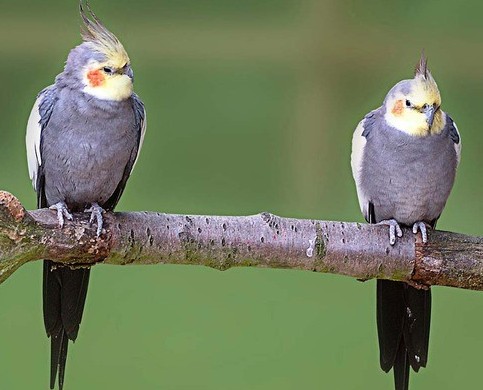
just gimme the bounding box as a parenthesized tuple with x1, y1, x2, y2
(103, 92, 146, 211)
(26, 86, 57, 195)
(350, 109, 379, 221)
(131, 92, 147, 170)
(446, 114, 461, 166)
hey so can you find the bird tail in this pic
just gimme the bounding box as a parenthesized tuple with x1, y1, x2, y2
(377, 280, 431, 390)
(43, 260, 91, 390)
(393, 337, 410, 390)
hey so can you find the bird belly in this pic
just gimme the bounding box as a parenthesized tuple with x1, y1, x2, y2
(42, 117, 137, 211)
(360, 138, 456, 225)
(370, 180, 446, 225)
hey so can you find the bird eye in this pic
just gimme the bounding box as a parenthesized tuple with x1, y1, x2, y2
(405, 100, 412, 107)
(422, 103, 429, 110)
(103, 67, 114, 74)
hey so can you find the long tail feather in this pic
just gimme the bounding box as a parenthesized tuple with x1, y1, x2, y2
(377, 280, 431, 389)
(393, 338, 410, 390)
(44, 261, 90, 389)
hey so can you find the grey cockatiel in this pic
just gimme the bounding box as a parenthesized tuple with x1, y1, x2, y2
(25, 2, 145, 389)
(351, 54, 461, 390)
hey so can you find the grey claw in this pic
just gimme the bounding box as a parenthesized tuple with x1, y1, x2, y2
(49, 202, 73, 229)
(389, 224, 396, 245)
(378, 219, 403, 246)
(85, 203, 104, 237)
(412, 222, 428, 243)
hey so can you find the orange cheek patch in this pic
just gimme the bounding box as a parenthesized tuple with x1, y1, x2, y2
(392, 100, 404, 116)
(87, 70, 105, 87)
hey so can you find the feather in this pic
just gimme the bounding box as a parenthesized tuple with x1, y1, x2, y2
(79, 1, 129, 65)
(414, 51, 429, 80)
(26, 97, 42, 190)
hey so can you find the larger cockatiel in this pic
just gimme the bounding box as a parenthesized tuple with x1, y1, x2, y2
(25, 2, 146, 388)
(351, 54, 461, 389)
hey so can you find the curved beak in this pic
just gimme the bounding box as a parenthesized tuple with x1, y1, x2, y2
(123, 65, 134, 81)
(424, 105, 437, 128)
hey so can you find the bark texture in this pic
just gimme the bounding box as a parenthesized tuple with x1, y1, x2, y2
(1, 191, 482, 290)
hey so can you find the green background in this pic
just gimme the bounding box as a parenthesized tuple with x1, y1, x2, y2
(0, 0, 482, 389)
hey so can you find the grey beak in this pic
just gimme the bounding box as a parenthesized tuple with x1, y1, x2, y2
(123, 65, 134, 81)
(424, 105, 436, 128)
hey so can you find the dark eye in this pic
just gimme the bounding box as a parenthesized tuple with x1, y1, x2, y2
(103, 67, 114, 74)
(405, 99, 412, 107)
(422, 103, 429, 110)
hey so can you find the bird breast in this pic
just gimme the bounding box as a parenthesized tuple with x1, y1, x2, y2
(40, 94, 138, 210)
(360, 125, 457, 225)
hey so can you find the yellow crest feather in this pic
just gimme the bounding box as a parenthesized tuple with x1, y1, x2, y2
(413, 51, 440, 104)
(80, 1, 130, 66)
(414, 51, 430, 79)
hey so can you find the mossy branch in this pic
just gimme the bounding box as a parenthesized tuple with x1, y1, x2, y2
(0, 191, 482, 290)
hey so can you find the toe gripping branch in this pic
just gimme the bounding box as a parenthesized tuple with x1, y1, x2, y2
(378, 220, 430, 246)
(85, 203, 105, 237)
(377, 219, 403, 245)
(49, 202, 73, 228)
(412, 222, 428, 243)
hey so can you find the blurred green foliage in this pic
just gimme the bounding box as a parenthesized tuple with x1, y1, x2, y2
(0, 0, 482, 389)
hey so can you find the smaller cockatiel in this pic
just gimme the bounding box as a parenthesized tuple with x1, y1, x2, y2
(25, 1, 145, 389)
(351, 54, 461, 390)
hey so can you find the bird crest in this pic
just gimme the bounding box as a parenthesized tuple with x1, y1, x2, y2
(413, 51, 440, 104)
(80, 1, 130, 67)
(414, 51, 430, 80)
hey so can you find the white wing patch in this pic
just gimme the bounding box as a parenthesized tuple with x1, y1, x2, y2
(351, 118, 369, 216)
(132, 106, 146, 170)
(26, 97, 43, 191)
(453, 121, 462, 167)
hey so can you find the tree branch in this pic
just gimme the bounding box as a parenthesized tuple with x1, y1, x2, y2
(1, 191, 482, 290)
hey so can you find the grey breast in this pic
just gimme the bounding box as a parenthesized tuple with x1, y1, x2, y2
(360, 111, 458, 225)
(41, 88, 138, 210)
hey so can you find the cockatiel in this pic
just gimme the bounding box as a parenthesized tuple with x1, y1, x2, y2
(351, 54, 461, 389)
(25, 2, 146, 388)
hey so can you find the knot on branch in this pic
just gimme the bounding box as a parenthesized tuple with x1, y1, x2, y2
(0, 191, 32, 247)
(0, 191, 27, 224)
(260, 212, 282, 233)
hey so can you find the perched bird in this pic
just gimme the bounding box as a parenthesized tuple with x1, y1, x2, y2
(25, 2, 145, 388)
(351, 54, 461, 390)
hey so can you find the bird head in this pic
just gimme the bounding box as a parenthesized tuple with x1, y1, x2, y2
(61, 1, 133, 101)
(383, 53, 444, 136)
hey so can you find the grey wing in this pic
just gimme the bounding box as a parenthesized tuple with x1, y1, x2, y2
(350, 109, 379, 221)
(25, 85, 57, 207)
(131, 93, 147, 170)
(103, 93, 146, 211)
(445, 114, 461, 166)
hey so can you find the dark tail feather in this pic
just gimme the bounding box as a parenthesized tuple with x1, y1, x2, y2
(44, 260, 90, 389)
(58, 331, 69, 390)
(377, 280, 405, 372)
(50, 328, 68, 390)
(404, 286, 431, 370)
(377, 280, 431, 389)
(393, 338, 410, 390)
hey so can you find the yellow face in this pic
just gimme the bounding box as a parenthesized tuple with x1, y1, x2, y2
(384, 75, 445, 136)
(82, 58, 133, 102)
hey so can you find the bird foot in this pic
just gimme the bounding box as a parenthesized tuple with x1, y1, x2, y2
(412, 221, 429, 243)
(85, 203, 104, 237)
(49, 202, 73, 228)
(377, 219, 403, 246)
